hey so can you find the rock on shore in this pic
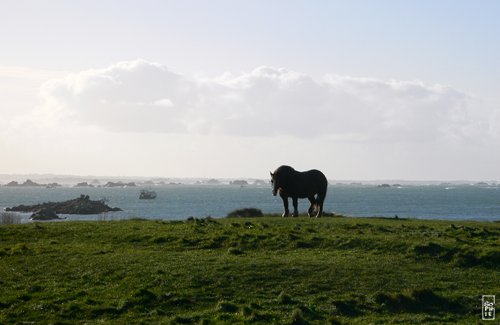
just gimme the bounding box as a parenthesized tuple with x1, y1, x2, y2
(7, 195, 122, 215)
(30, 208, 65, 221)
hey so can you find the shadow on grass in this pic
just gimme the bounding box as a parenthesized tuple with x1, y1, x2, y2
(374, 289, 465, 315)
(413, 242, 500, 270)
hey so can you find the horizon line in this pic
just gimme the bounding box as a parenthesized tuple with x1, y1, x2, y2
(0, 173, 498, 184)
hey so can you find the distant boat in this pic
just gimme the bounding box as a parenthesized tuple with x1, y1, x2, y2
(139, 189, 157, 200)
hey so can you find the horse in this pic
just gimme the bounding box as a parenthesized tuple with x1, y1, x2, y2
(270, 165, 328, 217)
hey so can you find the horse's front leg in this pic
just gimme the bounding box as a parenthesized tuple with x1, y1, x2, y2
(281, 196, 289, 217)
(292, 197, 299, 217)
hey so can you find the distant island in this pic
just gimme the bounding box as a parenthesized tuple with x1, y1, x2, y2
(196, 179, 221, 185)
(230, 180, 248, 186)
(103, 181, 137, 188)
(74, 182, 94, 188)
(4, 179, 61, 188)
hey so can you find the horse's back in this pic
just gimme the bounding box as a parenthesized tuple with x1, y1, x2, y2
(295, 169, 328, 197)
(305, 169, 327, 184)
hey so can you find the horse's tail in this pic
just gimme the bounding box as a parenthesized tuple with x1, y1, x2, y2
(317, 182, 327, 205)
(315, 176, 328, 217)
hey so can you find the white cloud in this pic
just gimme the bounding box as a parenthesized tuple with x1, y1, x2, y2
(38, 59, 495, 145)
(39, 60, 189, 133)
(2, 60, 499, 179)
(153, 98, 173, 107)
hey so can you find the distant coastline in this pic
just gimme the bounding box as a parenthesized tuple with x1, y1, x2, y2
(0, 173, 498, 188)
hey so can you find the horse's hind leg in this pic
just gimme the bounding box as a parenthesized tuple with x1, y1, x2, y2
(315, 193, 326, 218)
(307, 196, 316, 217)
(316, 202, 323, 218)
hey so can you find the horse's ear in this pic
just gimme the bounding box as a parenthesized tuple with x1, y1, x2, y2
(270, 171, 274, 177)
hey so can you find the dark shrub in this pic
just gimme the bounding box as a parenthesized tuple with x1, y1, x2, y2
(226, 208, 264, 218)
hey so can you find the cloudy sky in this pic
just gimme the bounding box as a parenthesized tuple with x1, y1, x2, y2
(1, 0, 500, 180)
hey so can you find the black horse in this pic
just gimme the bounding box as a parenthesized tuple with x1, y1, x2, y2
(270, 165, 328, 217)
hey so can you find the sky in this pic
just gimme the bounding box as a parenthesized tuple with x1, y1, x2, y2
(1, 0, 500, 180)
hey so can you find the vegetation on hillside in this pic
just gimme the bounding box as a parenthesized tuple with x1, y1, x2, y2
(0, 216, 498, 324)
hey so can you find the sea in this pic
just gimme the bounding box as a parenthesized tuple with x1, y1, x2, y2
(1, 183, 500, 223)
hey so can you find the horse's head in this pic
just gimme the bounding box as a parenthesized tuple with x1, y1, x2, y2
(271, 166, 294, 196)
(270, 170, 281, 196)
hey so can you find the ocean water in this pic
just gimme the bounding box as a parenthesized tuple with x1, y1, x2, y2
(1, 184, 500, 222)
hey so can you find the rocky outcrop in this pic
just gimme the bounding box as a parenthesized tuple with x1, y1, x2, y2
(22, 179, 41, 186)
(5, 180, 43, 187)
(104, 181, 137, 188)
(30, 208, 65, 221)
(74, 182, 94, 187)
(229, 180, 248, 186)
(196, 179, 221, 185)
(4, 179, 61, 187)
(7, 195, 122, 214)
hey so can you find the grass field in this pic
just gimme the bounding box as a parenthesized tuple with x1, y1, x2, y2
(0, 215, 499, 324)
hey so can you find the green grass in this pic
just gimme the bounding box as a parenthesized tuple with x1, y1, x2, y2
(0, 216, 498, 324)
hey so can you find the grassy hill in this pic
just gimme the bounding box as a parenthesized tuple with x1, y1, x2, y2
(0, 216, 498, 324)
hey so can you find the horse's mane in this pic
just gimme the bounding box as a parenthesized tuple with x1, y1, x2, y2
(275, 165, 296, 175)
